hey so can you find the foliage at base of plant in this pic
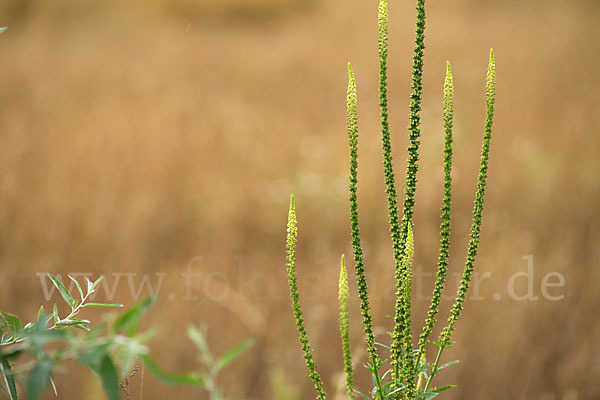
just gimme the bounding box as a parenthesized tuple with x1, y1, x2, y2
(283, 0, 497, 398)
(0, 274, 253, 400)
(187, 325, 254, 400)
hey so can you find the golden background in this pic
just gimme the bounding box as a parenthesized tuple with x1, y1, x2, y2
(0, 0, 598, 398)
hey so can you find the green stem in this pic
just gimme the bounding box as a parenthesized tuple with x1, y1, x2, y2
(285, 196, 327, 400)
(423, 344, 444, 392)
(346, 63, 385, 400)
(412, 60, 454, 382)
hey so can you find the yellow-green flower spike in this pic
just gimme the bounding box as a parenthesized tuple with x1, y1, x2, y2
(391, 223, 415, 389)
(426, 50, 496, 393)
(414, 61, 455, 372)
(285, 0, 497, 396)
(402, 223, 415, 364)
(377, 0, 404, 284)
(402, 0, 426, 232)
(338, 255, 355, 399)
(346, 63, 385, 398)
(285, 195, 327, 400)
(441, 50, 495, 345)
(391, 0, 427, 395)
(378, 0, 409, 389)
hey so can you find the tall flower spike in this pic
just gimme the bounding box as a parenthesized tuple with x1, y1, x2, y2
(285, 195, 327, 400)
(401, 224, 415, 374)
(402, 0, 427, 232)
(391, 222, 415, 391)
(440, 49, 495, 346)
(338, 255, 355, 399)
(391, 0, 427, 392)
(346, 63, 385, 398)
(377, 0, 404, 291)
(424, 51, 496, 394)
(414, 61, 454, 371)
(378, 0, 408, 385)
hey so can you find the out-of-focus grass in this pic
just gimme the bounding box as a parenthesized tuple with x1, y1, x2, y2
(0, 0, 598, 398)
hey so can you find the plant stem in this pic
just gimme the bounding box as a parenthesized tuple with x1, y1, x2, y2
(346, 62, 385, 400)
(438, 49, 496, 348)
(285, 195, 327, 400)
(413, 60, 454, 381)
(423, 344, 444, 392)
(338, 255, 355, 399)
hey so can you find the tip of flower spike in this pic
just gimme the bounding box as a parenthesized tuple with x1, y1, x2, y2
(289, 194, 295, 209)
(378, 0, 388, 27)
(339, 254, 347, 281)
(405, 222, 415, 254)
(445, 61, 453, 81)
(339, 254, 349, 301)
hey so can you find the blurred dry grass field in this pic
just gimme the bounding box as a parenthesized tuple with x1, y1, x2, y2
(0, 0, 599, 398)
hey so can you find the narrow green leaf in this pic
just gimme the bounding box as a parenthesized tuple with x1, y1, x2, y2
(215, 338, 254, 371)
(37, 306, 44, 321)
(374, 342, 390, 350)
(113, 296, 155, 336)
(90, 355, 120, 400)
(0, 356, 18, 400)
(49, 377, 58, 396)
(140, 355, 205, 385)
(132, 328, 159, 344)
(433, 385, 456, 393)
(388, 386, 404, 396)
(380, 368, 391, 381)
(438, 360, 459, 371)
(85, 277, 93, 295)
(47, 275, 74, 308)
(83, 303, 123, 308)
(77, 342, 112, 367)
(91, 276, 104, 293)
(187, 325, 212, 365)
(415, 392, 438, 400)
(55, 319, 90, 327)
(355, 390, 370, 400)
(25, 360, 52, 400)
(52, 304, 59, 324)
(1, 313, 22, 335)
(73, 323, 91, 331)
(0, 28, 6, 35)
(68, 276, 84, 301)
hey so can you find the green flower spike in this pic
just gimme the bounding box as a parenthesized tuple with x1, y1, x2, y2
(414, 60, 455, 373)
(285, 195, 327, 400)
(346, 62, 385, 399)
(425, 49, 496, 393)
(378, 0, 408, 388)
(338, 255, 355, 399)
